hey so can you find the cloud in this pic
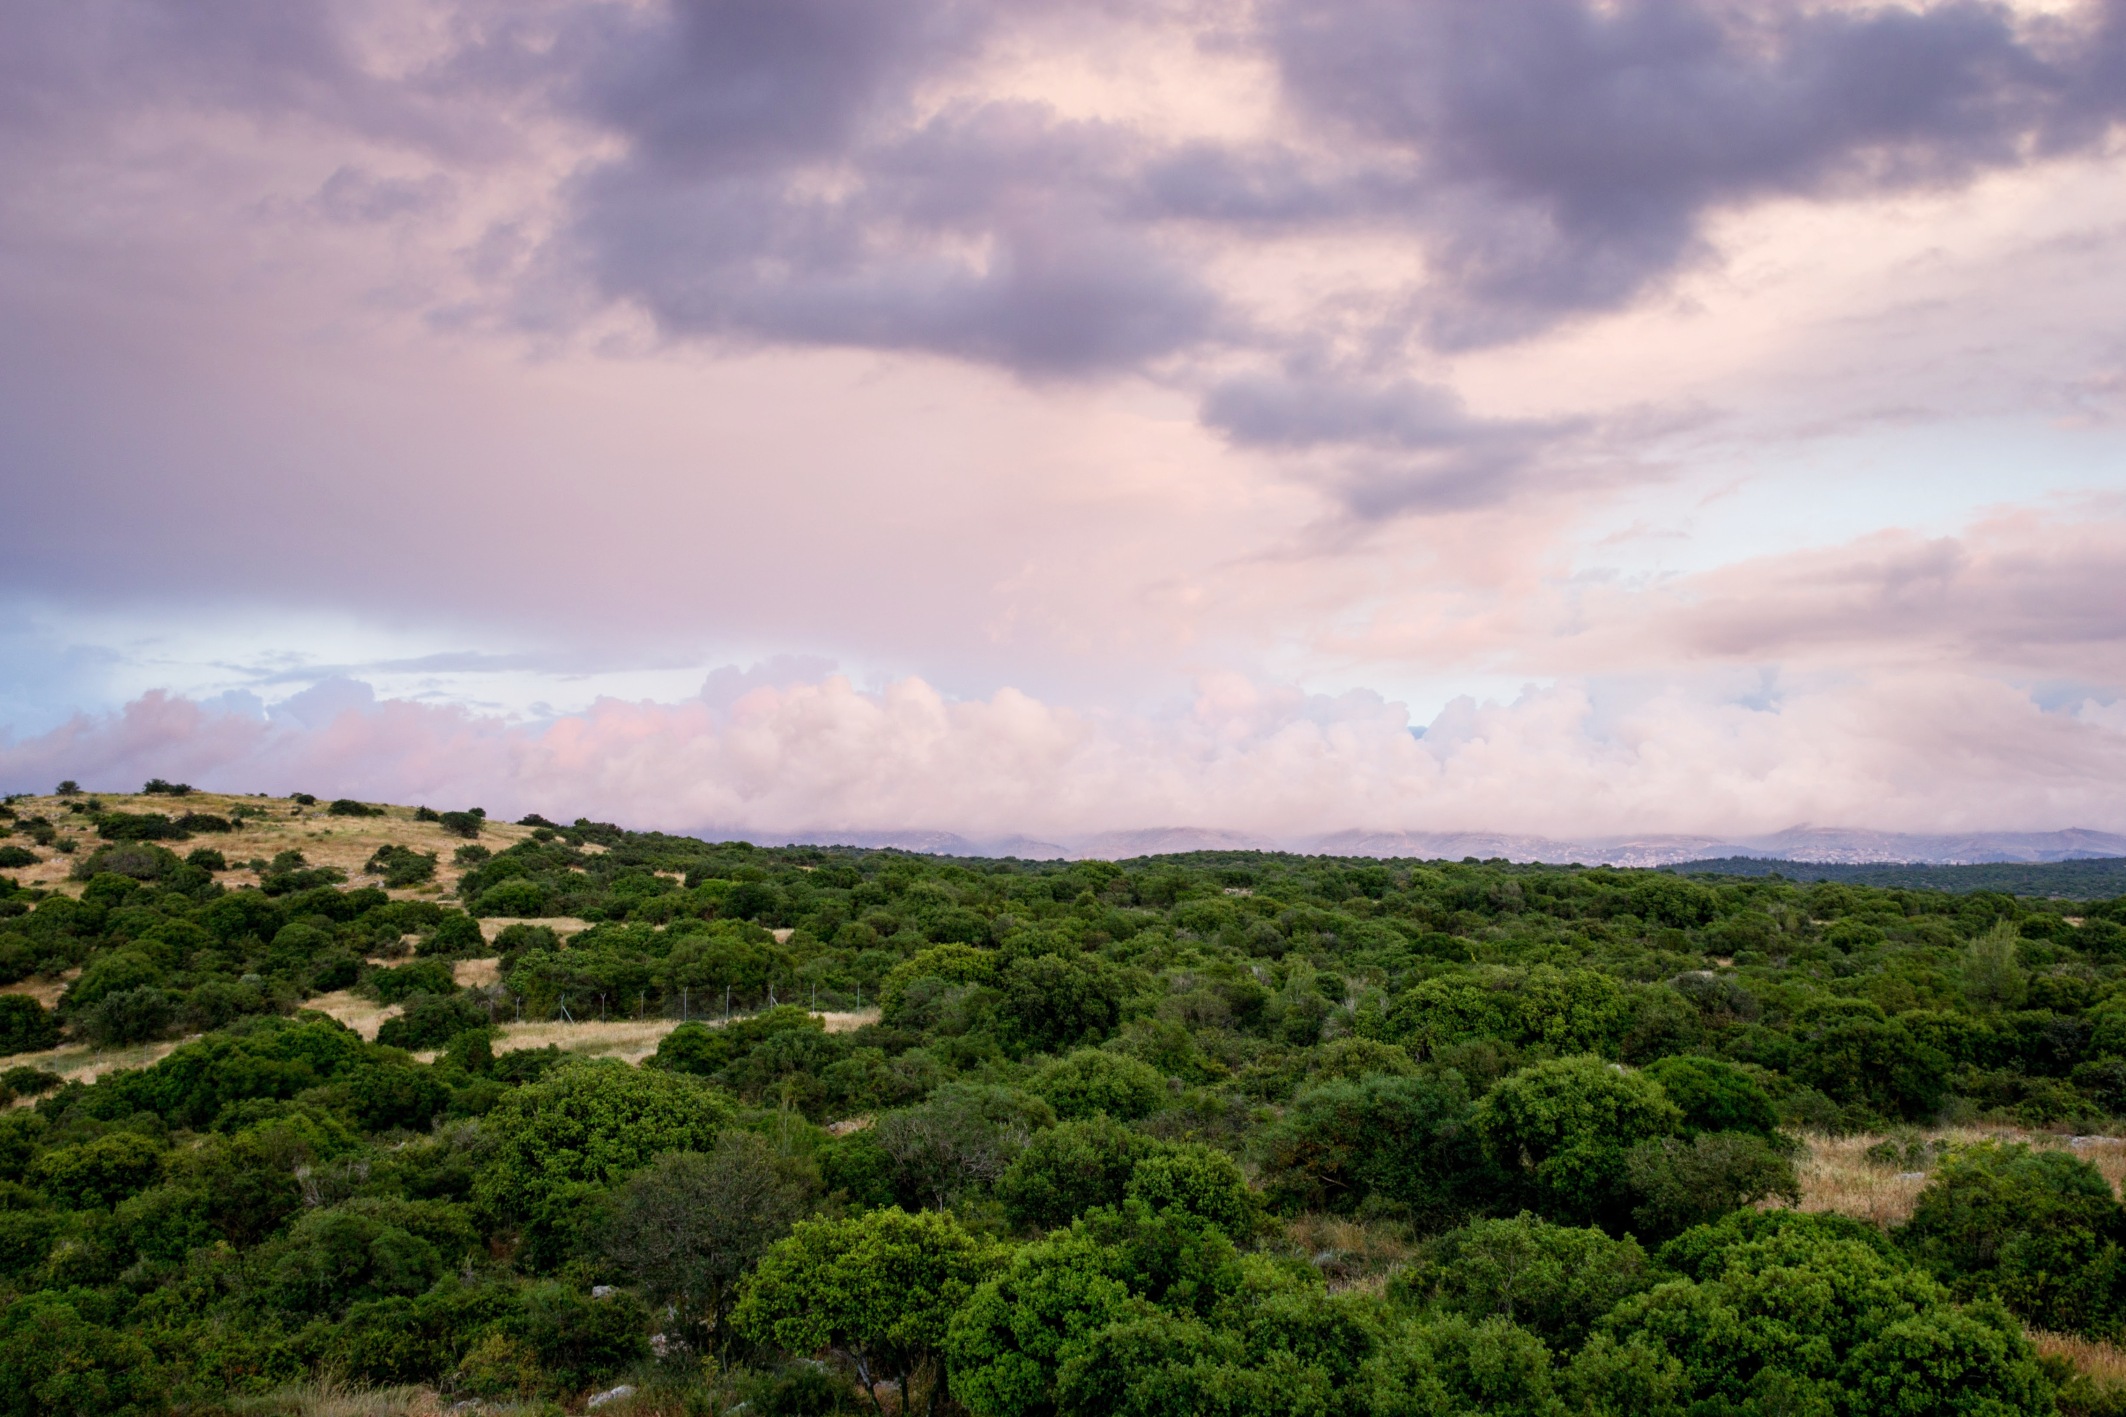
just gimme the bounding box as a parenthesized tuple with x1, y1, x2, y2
(10, 664, 2126, 840)
(1263, 0, 2126, 345)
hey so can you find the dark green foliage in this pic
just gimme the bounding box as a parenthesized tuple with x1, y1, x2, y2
(80, 985, 176, 1045)
(1398, 1214, 1651, 1349)
(1030, 1048, 1167, 1121)
(1257, 1070, 1485, 1225)
(1901, 1142, 2126, 1337)
(376, 992, 489, 1050)
(1624, 1131, 1799, 1239)
(141, 779, 193, 796)
(328, 798, 385, 817)
(1, 817, 2119, 1411)
(438, 810, 484, 839)
(1473, 1054, 1683, 1230)
(996, 1114, 1158, 1232)
(94, 811, 190, 841)
(0, 996, 58, 1056)
(184, 846, 227, 872)
(1638, 1054, 1778, 1136)
(364, 843, 437, 887)
(172, 812, 232, 833)
(371, 958, 456, 1004)
(0, 847, 34, 869)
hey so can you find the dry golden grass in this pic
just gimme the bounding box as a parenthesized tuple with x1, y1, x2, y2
(5, 1034, 192, 1092)
(453, 957, 500, 988)
(2, 790, 536, 899)
(303, 991, 402, 1042)
(228, 1380, 446, 1417)
(0, 967, 78, 1009)
(2031, 1329, 2126, 1387)
(1791, 1127, 2126, 1229)
(1282, 1213, 1416, 1294)
(485, 1006, 882, 1064)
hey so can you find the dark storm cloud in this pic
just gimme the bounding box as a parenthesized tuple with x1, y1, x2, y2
(557, 0, 1219, 375)
(1203, 366, 1578, 513)
(1262, 0, 2126, 346)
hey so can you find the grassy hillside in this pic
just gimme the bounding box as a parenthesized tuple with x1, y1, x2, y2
(7, 787, 2126, 1414)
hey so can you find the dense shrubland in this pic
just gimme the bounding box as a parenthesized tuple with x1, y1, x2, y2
(3, 796, 2126, 1412)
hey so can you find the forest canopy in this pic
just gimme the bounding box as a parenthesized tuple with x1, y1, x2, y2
(3, 790, 2126, 1414)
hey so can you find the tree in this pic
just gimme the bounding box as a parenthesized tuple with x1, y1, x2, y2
(474, 1058, 734, 1221)
(1624, 1132, 1798, 1240)
(1030, 1049, 1166, 1121)
(1900, 1141, 2126, 1338)
(734, 1207, 1000, 1417)
(874, 1084, 1053, 1210)
(996, 1115, 1158, 1233)
(1637, 1055, 1778, 1137)
(0, 996, 58, 1057)
(1398, 1213, 1651, 1350)
(1472, 1055, 1681, 1230)
(946, 1227, 1136, 1417)
(1963, 922, 2029, 1012)
(598, 1133, 818, 1348)
(1256, 1070, 1485, 1226)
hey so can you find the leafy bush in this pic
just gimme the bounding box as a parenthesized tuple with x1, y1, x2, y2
(328, 799, 385, 817)
(0, 997, 58, 1057)
(438, 811, 485, 840)
(93, 811, 189, 842)
(184, 847, 227, 872)
(171, 813, 232, 833)
(81, 985, 176, 1045)
(1257, 1070, 1486, 1224)
(1625, 1131, 1799, 1239)
(1472, 1055, 1683, 1230)
(1901, 1141, 2126, 1337)
(364, 843, 437, 888)
(996, 1114, 1159, 1232)
(0, 847, 34, 869)
(1397, 1213, 1652, 1349)
(371, 959, 456, 1005)
(69, 842, 183, 882)
(1028, 1048, 1166, 1121)
(141, 779, 194, 796)
(376, 993, 490, 1051)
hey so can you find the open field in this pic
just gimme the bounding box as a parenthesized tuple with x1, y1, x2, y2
(3, 789, 537, 899)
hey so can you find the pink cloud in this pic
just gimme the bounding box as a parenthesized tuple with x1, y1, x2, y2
(9, 664, 2126, 842)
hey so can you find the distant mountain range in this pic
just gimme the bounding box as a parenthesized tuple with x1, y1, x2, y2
(760, 825, 2126, 867)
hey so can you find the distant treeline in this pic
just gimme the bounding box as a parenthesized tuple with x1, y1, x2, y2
(1670, 855, 2126, 898)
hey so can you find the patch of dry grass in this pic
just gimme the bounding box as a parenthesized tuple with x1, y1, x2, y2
(484, 1007, 883, 1064)
(1790, 1127, 2126, 1229)
(228, 1379, 446, 1417)
(1281, 1213, 1416, 1293)
(0, 967, 78, 1008)
(453, 957, 500, 988)
(2033, 1330, 2126, 1387)
(303, 991, 402, 1042)
(4, 1034, 192, 1092)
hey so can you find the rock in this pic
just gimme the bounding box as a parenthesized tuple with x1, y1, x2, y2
(591, 1284, 617, 1298)
(587, 1385, 636, 1409)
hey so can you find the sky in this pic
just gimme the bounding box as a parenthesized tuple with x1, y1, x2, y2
(5, 0, 2126, 845)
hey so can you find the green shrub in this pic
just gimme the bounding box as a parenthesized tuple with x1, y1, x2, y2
(1257, 1070, 1487, 1225)
(1639, 1055, 1779, 1136)
(1900, 1141, 2126, 1337)
(93, 811, 189, 841)
(0, 997, 58, 1058)
(328, 798, 385, 817)
(364, 843, 437, 888)
(0, 848, 33, 870)
(376, 993, 490, 1051)
(438, 811, 484, 839)
(372, 959, 456, 1004)
(996, 1114, 1159, 1232)
(1397, 1213, 1652, 1349)
(1028, 1048, 1166, 1121)
(183, 846, 227, 872)
(1625, 1131, 1799, 1239)
(1472, 1055, 1683, 1230)
(81, 985, 175, 1045)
